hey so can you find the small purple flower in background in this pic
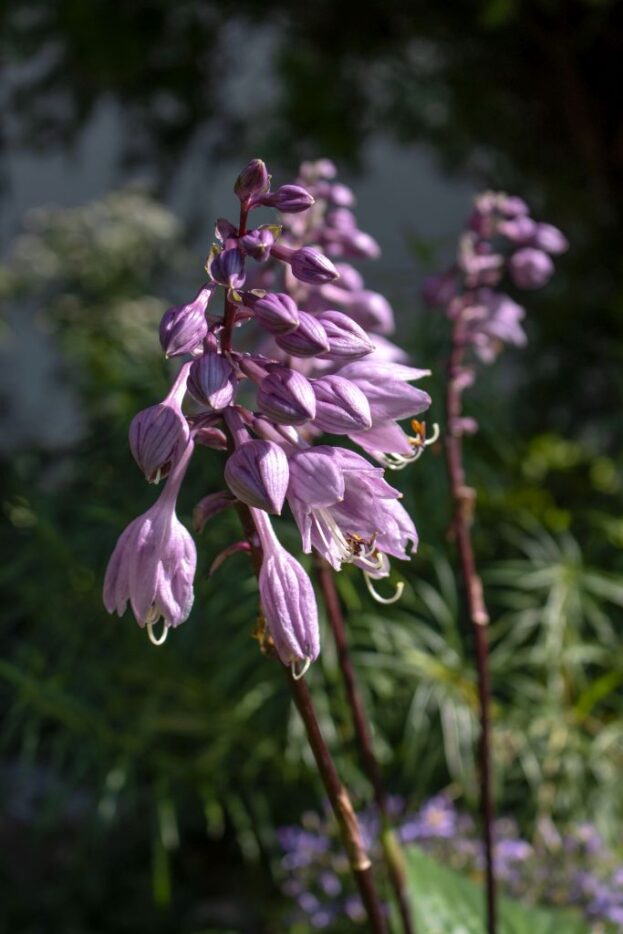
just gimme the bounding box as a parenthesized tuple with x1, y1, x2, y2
(399, 794, 457, 843)
(278, 797, 623, 929)
(103, 157, 433, 663)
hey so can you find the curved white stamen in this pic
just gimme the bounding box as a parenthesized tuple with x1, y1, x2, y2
(382, 453, 405, 467)
(383, 423, 441, 470)
(425, 422, 441, 446)
(291, 656, 311, 680)
(355, 550, 386, 571)
(147, 619, 169, 646)
(385, 454, 418, 471)
(364, 573, 405, 605)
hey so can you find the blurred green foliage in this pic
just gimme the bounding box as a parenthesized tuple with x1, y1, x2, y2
(405, 847, 587, 934)
(1, 185, 621, 931)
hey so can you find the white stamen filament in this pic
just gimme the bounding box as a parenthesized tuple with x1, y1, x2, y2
(313, 508, 352, 564)
(364, 573, 405, 605)
(354, 549, 386, 571)
(291, 657, 311, 680)
(425, 422, 441, 446)
(383, 423, 441, 470)
(384, 452, 421, 470)
(147, 618, 169, 646)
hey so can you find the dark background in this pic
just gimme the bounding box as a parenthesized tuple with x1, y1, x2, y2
(1, 2, 622, 931)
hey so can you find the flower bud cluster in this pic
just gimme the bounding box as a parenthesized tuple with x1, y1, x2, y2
(424, 192, 567, 365)
(103, 159, 432, 673)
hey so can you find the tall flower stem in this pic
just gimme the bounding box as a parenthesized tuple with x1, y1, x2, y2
(315, 556, 415, 934)
(444, 313, 496, 934)
(286, 669, 387, 933)
(232, 501, 387, 934)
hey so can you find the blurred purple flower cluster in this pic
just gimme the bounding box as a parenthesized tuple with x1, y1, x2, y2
(103, 159, 432, 670)
(424, 191, 568, 365)
(278, 796, 623, 929)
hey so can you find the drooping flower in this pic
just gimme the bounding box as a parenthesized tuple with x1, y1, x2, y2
(103, 442, 196, 644)
(224, 439, 289, 515)
(187, 349, 237, 409)
(159, 285, 213, 357)
(508, 246, 554, 289)
(128, 362, 191, 483)
(254, 508, 319, 674)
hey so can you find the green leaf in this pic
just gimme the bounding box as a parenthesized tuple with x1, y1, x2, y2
(405, 847, 588, 934)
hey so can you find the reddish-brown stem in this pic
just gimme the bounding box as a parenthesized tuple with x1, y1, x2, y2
(315, 556, 415, 933)
(221, 295, 237, 354)
(220, 203, 250, 355)
(444, 314, 496, 934)
(231, 500, 387, 933)
(239, 204, 249, 237)
(287, 670, 387, 933)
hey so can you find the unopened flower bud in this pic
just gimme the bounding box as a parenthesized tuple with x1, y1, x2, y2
(331, 263, 364, 291)
(257, 365, 316, 425)
(258, 538, 319, 667)
(315, 310, 375, 360)
(256, 184, 315, 213)
(347, 290, 395, 334)
(341, 229, 381, 260)
(300, 158, 336, 180)
(210, 247, 246, 289)
(326, 208, 357, 232)
(314, 181, 355, 207)
(338, 361, 431, 421)
(225, 440, 289, 514)
(187, 351, 236, 410)
(497, 216, 537, 243)
(290, 247, 339, 284)
(508, 247, 554, 289)
(311, 375, 372, 433)
(215, 217, 238, 242)
(234, 159, 270, 202)
(239, 228, 277, 262)
(129, 402, 190, 483)
(275, 310, 330, 357)
(497, 194, 529, 217)
(247, 292, 300, 335)
(531, 222, 568, 255)
(159, 286, 212, 358)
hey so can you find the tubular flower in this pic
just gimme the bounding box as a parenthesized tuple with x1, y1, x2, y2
(287, 446, 416, 601)
(254, 508, 319, 675)
(103, 442, 196, 644)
